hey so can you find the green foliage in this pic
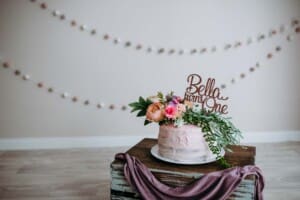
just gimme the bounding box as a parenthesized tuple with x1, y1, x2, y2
(157, 92, 164, 100)
(144, 120, 152, 126)
(182, 109, 242, 168)
(128, 97, 153, 125)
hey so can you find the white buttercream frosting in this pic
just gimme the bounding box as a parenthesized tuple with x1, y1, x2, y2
(158, 124, 213, 161)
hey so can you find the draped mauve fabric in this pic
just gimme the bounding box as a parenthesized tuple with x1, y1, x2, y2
(115, 153, 265, 200)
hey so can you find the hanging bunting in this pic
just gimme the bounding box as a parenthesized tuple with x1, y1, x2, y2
(0, 58, 125, 111)
(28, 0, 299, 56)
(1, 29, 299, 112)
(220, 46, 279, 90)
(220, 28, 300, 89)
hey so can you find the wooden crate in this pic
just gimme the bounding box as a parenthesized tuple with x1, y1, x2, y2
(111, 138, 256, 200)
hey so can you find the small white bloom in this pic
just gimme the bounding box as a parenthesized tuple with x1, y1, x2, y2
(192, 103, 201, 112)
(174, 118, 184, 127)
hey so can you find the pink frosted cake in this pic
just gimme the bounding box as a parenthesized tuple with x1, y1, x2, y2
(129, 89, 242, 167)
(158, 124, 214, 162)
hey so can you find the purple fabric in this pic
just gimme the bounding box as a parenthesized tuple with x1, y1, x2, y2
(115, 153, 265, 200)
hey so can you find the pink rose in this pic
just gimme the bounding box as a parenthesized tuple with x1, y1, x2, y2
(164, 104, 177, 119)
(146, 102, 165, 122)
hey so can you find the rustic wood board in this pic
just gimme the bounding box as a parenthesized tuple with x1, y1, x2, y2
(111, 138, 256, 200)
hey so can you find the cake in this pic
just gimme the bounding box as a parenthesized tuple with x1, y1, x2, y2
(129, 89, 242, 167)
(158, 124, 214, 162)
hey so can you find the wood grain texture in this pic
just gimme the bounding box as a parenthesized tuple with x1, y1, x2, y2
(0, 142, 300, 200)
(0, 147, 128, 200)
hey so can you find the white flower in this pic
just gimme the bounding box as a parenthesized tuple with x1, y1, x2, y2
(192, 103, 201, 112)
(174, 118, 184, 127)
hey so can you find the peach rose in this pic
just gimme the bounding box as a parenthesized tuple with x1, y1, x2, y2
(146, 102, 165, 122)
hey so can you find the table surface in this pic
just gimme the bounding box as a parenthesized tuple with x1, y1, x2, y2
(112, 138, 256, 174)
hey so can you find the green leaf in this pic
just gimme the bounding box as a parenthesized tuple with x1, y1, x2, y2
(130, 107, 141, 113)
(137, 110, 146, 117)
(146, 99, 153, 105)
(157, 92, 164, 99)
(128, 102, 139, 107)
(144, 120, 152, 126)
(128, 98, 151, 114)
(139, 96, 145, 104)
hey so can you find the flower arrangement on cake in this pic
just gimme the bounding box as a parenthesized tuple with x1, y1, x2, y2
(129, 91, 242, 168)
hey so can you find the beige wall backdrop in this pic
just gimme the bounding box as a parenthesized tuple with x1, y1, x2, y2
(0, 0, 300, 139)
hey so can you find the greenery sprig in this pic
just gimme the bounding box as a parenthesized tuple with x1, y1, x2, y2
(128, 96, 153, 125)
(182, 109, 242, 168)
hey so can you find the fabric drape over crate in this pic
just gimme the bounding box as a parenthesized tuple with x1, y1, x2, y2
(116, 153, 264, 200)
(111, 138, 262, 200)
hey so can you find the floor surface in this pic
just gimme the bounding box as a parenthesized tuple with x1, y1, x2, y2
(0, 142, 299, 200)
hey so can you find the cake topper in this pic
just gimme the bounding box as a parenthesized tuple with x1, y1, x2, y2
(184, 74, 229, 114)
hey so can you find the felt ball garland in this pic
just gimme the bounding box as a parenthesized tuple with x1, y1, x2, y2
(28, 0, 300, 57)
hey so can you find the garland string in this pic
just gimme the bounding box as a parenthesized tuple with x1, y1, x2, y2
(1, 29, 299, 111)
(28, 0, 300, 56)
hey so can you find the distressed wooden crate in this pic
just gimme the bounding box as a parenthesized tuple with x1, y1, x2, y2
(111, 138, 256, 200)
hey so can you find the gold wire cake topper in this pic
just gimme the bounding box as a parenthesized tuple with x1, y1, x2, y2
(184, 74, 229, 114)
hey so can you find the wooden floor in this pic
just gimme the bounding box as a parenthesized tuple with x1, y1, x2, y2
(0, 142, 299, 200)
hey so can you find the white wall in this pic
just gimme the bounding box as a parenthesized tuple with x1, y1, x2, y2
(0, 0, 300, 140)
